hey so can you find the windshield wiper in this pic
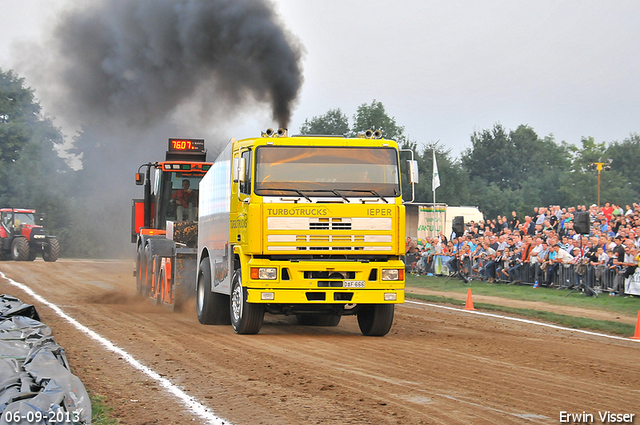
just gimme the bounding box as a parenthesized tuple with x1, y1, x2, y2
(295, 189, 351, 203)
(265, 188, 312, 202)
(303, 188, 388, 204)
(346, 189, 389, 203)
(329, 189, 350, 203)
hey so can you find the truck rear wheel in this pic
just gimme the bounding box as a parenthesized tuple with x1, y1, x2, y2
(357, 304, 394, 336)
(43, 238, 59, 262)
(230, 269, 264, 334)
(296, 314, 341, 326)
(135, 244, 145, 295)
(11, 238, 29, 261)
(196, 259, 230, 325)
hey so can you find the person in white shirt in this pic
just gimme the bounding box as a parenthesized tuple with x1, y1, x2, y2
(592, 246, 609, 286)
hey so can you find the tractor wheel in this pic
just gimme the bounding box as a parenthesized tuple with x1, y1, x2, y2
(357, 304, 395, 337)
(196, 259, 230, 325)
(43, 238, 60, 262)
(141, 244, 153, 297)
(230, 268, 264, 334)
(135, 244, 144, 294)
(296, 314, 341, 326)
(11, 238, 30, 261)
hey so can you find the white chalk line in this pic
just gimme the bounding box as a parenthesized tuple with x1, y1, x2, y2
(404, 299, 640, 343)
(0, 270, 230, 425)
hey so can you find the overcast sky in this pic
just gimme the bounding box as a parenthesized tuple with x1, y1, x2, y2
(1, 0, 639, 157)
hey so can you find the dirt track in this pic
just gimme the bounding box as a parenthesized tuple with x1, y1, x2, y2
(0, 259, 638, 424)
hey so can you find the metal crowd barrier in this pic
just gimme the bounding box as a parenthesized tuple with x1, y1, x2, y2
(410, 253, 625, 295)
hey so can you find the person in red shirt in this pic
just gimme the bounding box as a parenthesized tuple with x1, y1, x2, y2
(172, 179, 196, 220)
(602, 202, 613, 223)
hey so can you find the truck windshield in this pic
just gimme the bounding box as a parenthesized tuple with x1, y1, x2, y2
(254, 146, 400, 197)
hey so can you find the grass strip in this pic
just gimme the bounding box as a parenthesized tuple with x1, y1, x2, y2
(406, 292, 636, 337)
(91, 394, 118, 425)
(406, 275, 640, 317)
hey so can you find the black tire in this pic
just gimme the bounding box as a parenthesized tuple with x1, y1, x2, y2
(12, 238, 29, 261)
(135, 244, 145, 295)
(357, 304, 395, 336)
(140, 244, 153, 296)
(27, 248, 37, 261)
(296, 314, 341, 326)
(43, 238, 59, 262)
(196, 259, 231, 325)
(230, 268, 264, 334)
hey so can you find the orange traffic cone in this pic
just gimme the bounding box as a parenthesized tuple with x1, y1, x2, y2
(464, 288, 476, 311)
(631, 311, 640, 340)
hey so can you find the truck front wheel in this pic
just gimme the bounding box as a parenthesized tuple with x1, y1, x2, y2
(196, 259, 230, 325)
(230, 269, 264, 334)
(357, 304, 394, 336)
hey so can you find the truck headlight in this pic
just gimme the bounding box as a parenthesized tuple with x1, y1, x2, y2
(250, 267, 277, 280)
(381, 269, 404, 281)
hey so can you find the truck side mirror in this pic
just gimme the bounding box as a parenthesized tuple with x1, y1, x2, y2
(406, 160, 419, 184)
(233, 157, 246, 183)
(135, 173, 144, 185)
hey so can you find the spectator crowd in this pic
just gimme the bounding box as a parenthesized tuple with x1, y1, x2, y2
(405, 203, 640, 296)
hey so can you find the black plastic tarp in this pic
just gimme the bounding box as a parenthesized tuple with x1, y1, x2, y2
(0, 295, 91, 424)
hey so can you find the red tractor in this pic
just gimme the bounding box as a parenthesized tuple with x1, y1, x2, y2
(0, 208, 59, 262)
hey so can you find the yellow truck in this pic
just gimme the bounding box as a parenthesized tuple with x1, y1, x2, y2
(196, 129, 417, 335)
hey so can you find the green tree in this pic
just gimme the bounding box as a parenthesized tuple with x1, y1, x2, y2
(605, 133, 640, 203)
(411, 142, 469, 206)
(0, 69, 43, 195)
(461, 123, 574, 219)
(299, 108, 349, 135)
(0, 68, 74, 250)
(461, 124, 513, 190)
(350, 100, 406, 142)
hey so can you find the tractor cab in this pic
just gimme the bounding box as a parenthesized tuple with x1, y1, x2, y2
(131, 139, 211, 242)
(1, 209, 41, 237)
(150, 162, 210, 229)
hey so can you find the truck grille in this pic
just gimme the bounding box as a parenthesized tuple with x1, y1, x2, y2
(266, 217, 393, 252)
(309, 219, 351, 230)
(268, 217, 391, 231)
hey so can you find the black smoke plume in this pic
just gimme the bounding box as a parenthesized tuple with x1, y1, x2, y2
(52, 0, 303, 128)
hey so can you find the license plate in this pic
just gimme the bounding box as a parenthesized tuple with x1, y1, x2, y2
(343, 280, 365, 288)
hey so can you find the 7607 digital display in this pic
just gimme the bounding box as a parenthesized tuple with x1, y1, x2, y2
(168, 138, 205, 153)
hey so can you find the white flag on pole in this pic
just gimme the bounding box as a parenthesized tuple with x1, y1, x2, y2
(432, 150, 441, 191)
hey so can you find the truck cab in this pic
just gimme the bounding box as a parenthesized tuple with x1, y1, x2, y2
(196, 130, 418, 336)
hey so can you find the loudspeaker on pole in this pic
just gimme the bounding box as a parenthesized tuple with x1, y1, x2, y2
(574, 211, 590, 235)
(453, 216, 465, 236)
